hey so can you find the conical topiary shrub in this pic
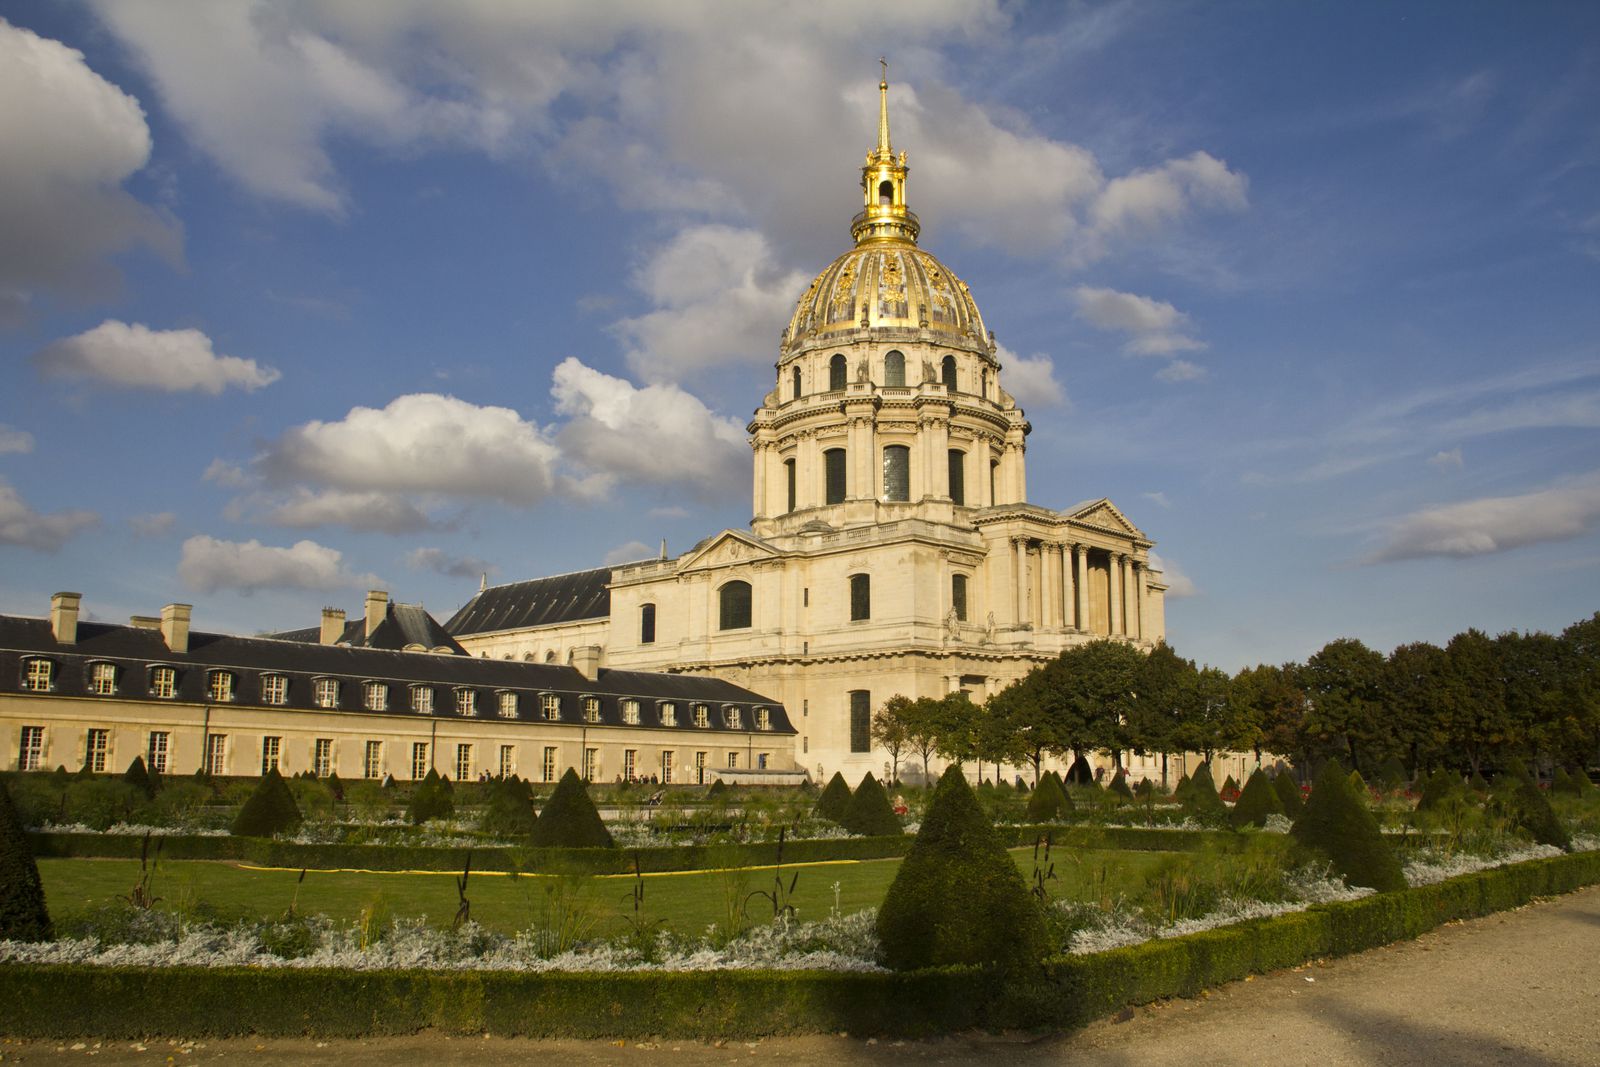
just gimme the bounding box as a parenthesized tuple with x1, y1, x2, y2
(1230, 768, 1284, 829)
(1272, 770, 1304, 817)
(1065, 755, 1095, 786)
(122, 756, 156, 798)
(529, 768, 614, 849)
(1108, 769, 1135, 803)
(0, 778, 50, 942)
(1551, 767, 1577, 796)
(325, 772, 345, 802)
(480, 775, 538, 837)
(1025, 771, 1072, 821)
(1291, 761, 1405, 891)
(1348, 769, 1368, 796)
(815, 771, 853, 823)
(1416, 768, 1466, 812)
(1182, 762, 1229, 825)
(841, 773, 902, 836)
(1575, 768, 1597, 795)
(1468, 769, 1489, 792)
(707, 778, 728, 798)
(876, 765, 1047, 972)
(231, 768, 303, 837)
(1221, 774, 1240, 797)
(1492, 764, 1570, 850)
(407, 768, 455, 825)
(1376, 755, 1410, 792)
(1173, 773, 1193, 804)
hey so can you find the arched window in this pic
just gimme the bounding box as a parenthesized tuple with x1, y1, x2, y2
(829, 353, 847, 391)
(981, 368, 988, 397)
(952, 574, 969, 621)
(719, 581, 752, 630)
(948, 449, 966, 505)
(879, 180, 893, 205)
(824, 448, 847, 504)
(784, 458, 797, 513)
(990, 459, 1000, 503)
(849, 574, 871, 621)
(941, 355, 957, 391)
(640, 603, 656, 644)
(544, 650, 556, 663)
(884, 350, 905, 387)
(792, 365, 802, 400)
(882, 445, 909, 501)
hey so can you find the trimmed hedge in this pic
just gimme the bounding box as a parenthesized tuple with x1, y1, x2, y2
(2, 851, 1596, 1038)
(0, 777, 50, 941)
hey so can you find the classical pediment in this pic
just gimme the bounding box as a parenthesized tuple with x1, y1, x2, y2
(678, 530, 781, 572)
(1065, 498, 1145, 539)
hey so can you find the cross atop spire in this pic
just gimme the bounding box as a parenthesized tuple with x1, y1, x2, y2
(877, 58, 892, 158)
(853, 62, 918, 245)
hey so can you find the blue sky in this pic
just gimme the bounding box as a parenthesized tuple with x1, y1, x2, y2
(1, 1, 1596, 672)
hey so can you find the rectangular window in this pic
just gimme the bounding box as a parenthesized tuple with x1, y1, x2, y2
(314, 678, 339, 708)
(261, 735, 281, 776)
(725, 706, 742, 730)
(205, 733, 227, 776)
(365, 682, 388, 711)
(785, 458, 796, 513)
(23, 658, 53, 692)
(758, 753, 769, 770)
(583, 747, 598, 781)
(151, 666, 177, 699)
(455, 688, 477, 717)
(824, 448, 846, 505)
(661, 750, 674, 784)
(542, 746, 557, 783)
(640, 603, 656, 644)
(583, 697, 600, 723)
(694, 704, 709, 728)
(498, 692, 518, 719)
(455, 743, 472, 782)
(756, 707, 771, 731)
(803, 735, 809, 753)
(498, 744, 514, 778)
(261, 675, 288, 705)
(660, 702, 677, 726)
(411, 742, 429, 780)
(621, 698, 640, 725)
(363, 740, 382, 780)
(882, 444, 909, 502)
(850, 574, 871, 621)
(89, 663, 117, 695)
(208, 671, 234, 702)
(952, 573, 969, 622)
(541, 693, 560, 721)
(948, 449, 966, 506)
(146, 731, 168, 774)
(18, 726, 44, 771)
(85, 727, 109, 773)
(695, 750, 707, 784)
(849, 690, 871, 753)
(727, 752, 738, 769)
(314, 738, 332, 778)
(623, 749, 636, 781)
(412, 686, 433, 714)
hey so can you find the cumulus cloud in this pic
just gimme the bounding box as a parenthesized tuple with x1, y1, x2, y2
(1090, 152, 1248, 237)
(996, 344, 1065, 408)
(1074, 287, 1206, 356)
(1427, 448, 1464, 471)
(551, 357, 747, 499)
(405, 547, 495, 580)
(35, 321, 280, 393)
(1364, 482, 1600, 564)
(203, 459, 252, 488)
(604, 540, 654, 566)
(1156, 359, 1207, 383)
(0, 19, 178, 325)
(127, 511, 176, 537)
(0, 479, 98, 550)
(250, 488, 436, 534)
(1147, 550, 1196, 599)
(611, 226, 807, 384)
(0, 424, 34, 455)
(178, 534, 378, 594)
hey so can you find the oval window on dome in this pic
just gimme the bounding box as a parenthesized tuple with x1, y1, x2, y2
(884, 350, 905, 387)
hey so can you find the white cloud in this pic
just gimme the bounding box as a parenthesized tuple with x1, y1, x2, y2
(604, 540, 653, 566)
(259, 393, 560, 504)
(1142, 491, 1172, 510)
(405, 547, 495, 581)
(1427, 448, 1464, 471)
(177, 534, 377, 594)
(0, 479, 98, 550)
(1365, 481, 1600, 564)
(1074, 287, 1206, 356)
(1156, 359, 1207, 383)
(255, 488, 436, 534)
(649, 505, 689, 519)
(203, 459, 251, 488)
(1147, 550, 1197, 599)
(0, 19, 178, 325)
(127, 511, 176, 537)
(997, 344, 1066, 408)
(551, 357, 747, 499)
(35, 321, 280, 393)
(0, 424, 34, 455)
(1089, 151, 1248, 241)
(611, 226, 807, 384)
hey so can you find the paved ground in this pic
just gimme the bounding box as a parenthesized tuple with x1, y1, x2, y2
(4, 884, 1598, 1066)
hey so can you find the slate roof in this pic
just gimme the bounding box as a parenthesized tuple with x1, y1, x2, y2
(443, 565, 635, 636)
(269, 601, 465, 654)
(0, 614, 794, 736)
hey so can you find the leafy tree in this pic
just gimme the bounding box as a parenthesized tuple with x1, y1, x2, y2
(900, 696, 949, 781)
(1133, 643, 1196, 787)
(985, 668, 1056, 785)
(1382, 641, 1449, 772)
(1302, 638, 1388, 773)
(1439, 629, 1510, 778)
(1231, 663, 1306, 765)
(870, 695, 914, 785)
(529, 768, 613, 849)
(1561, 613, 1600, 771)
(1041, 641, 1145, 762)
(1499, 630, 1578, 769)
(0, 779, 50, 941)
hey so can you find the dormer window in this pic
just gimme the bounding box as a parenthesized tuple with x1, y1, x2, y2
(314, 678, 340, 709)
(583, 696, 601, 724)
(693, 703, 709, 728)
(411, 685, 433, 714)
(207, 670, 235, 703)
(660, 702, 678, 727)
(756, 707, 772, 731)
(88, 662, 117, 695)
(498, 692, 518, 719)
(541, 693, 561, 721)
(621, 698, 640, 725)
(725, 705, 743, 730)
(455, 688, 477, 717)
(261, 674, 288, 706)
(21, 658, 53, 692)
(151, 666, 177, 699)
(364, 681, 388, 712)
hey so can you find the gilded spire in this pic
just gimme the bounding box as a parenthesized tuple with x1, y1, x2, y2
(877, 57, 892, 158)
(852, 62, 920, 246)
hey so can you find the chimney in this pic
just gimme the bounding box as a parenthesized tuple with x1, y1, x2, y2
(160, 603, 192, 653)
(320, 607, 346, 645)
(50, 592, 81, 645)
(130, 615, 160, 630)
(571, 645, 601, 682)
(364, 590, 389, 640)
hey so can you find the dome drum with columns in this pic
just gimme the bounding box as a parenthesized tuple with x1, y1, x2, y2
(446, 69, 1167, 784)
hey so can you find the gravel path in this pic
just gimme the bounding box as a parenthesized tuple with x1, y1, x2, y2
(5, 884, 1598, 1066)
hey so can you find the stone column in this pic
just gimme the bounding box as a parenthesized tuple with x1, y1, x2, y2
(1059, 543, 1074, 629)
(850, 416, 871, 500)
(752, 441, 767, 519)
(798, 432, 818, 509)
(1044, 544, 1061, 629)
(976, 438, 992, 507)
(929, 415, 950, 499)
(1013, 537, 1028, 627)
(1074, 544, 1088, 632)
(1109, 553, 1124, 636)
(1134, 561, 1147, 640)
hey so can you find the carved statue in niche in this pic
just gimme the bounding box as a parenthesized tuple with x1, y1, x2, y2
(984, 611, 997, 644)
(856, 357, 869, 383)
(945, 607, 960, 640)
(922, 360, 936, 384)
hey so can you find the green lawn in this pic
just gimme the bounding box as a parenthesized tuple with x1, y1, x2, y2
(39, 847, 1174, 938)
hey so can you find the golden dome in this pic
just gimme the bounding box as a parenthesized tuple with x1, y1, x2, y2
(784, 244, 988, 351)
